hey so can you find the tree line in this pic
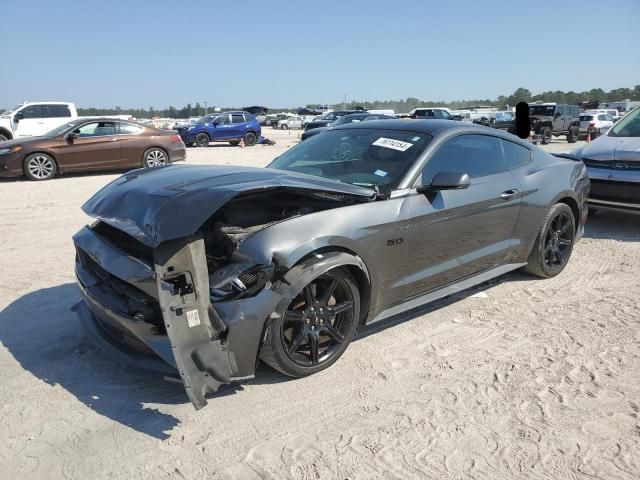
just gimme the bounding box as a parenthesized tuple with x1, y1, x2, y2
(3, 85, 639, 118)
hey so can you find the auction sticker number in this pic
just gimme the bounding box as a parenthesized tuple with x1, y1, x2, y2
(372, 137, 413, 152)
(186, 309, 201, 328)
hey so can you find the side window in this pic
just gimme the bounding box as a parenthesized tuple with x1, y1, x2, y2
(75, 121, 117, 137)
(603, 114, 614, 121)
(421, 134, 505, 184)
(21, 105, 44, 119)
(46, 105, 71, 118)
(501, 139, 531, 169)
(231, 114, 245, 124)
(597, 114, 606, 121)
(556, 106, 564, 116)
(119, 123, 143, 134)
(215, 115, 230, 125)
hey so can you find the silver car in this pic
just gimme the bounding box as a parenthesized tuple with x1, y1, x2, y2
(571, 107, 640, 215)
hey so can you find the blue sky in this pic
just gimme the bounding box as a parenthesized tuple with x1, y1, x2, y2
(2, 0, 639, 109)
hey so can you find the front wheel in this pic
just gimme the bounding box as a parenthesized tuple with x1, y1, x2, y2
(525, 203, 576, 278)
(143, 148, 169, 168)
(280, 124, 288, 130)
(541, 127, 552, 145)
(195, 133, 210, 147)
(23, 153, 57, 181)
(566, 126, 578, 143)
(260, 268, 360, 377)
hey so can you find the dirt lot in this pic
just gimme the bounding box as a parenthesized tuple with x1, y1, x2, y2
(0, 129, 638, 479)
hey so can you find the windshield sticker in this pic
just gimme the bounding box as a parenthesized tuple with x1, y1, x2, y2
(186, 309, 201, 328)
(374, 169, 388, 177)
(372, 137, 413, 152)
(410, 136, 421, 141)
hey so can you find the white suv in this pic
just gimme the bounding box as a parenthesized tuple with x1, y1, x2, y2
(0, 102, 78, 140)
(579, 112, 615, 139)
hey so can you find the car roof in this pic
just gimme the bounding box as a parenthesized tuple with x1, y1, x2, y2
(332, 119, 531, 143)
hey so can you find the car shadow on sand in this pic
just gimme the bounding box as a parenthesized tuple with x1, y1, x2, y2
(583, 210, 640, 241)
(0, 283, 189, 439)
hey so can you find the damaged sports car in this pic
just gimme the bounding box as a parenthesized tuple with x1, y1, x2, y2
(72, 120, 590, 409)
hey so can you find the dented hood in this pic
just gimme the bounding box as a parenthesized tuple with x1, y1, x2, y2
(82, 164, 375, 247)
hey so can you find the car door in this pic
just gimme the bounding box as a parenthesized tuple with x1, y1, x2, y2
(211, 114, 231, 140)
(57, 121, 121, 170)
(117, 122, 146, 167)
(228, 113, 248, 137)
(395, 133, 522, 300)
(13, 104, 48, 137)
(553, 106, 564, 131)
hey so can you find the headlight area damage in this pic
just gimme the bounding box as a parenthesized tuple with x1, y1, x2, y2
(72, 165, 374, 409)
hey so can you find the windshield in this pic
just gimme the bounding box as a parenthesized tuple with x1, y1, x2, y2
(608, 107, 640, 137)
(494, 112, 513, 121)
(267, 128, 431, 191)
(44, 122, 77, 137)
(529, 105, 556, 116)
(330, 115, 364, 126)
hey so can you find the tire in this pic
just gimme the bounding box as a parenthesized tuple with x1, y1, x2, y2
(195, 133, 210, 147)
(541, 127, 552, 145)
(566, 126, 578, 143)
(0, 133, 9, 142)
(243, 132, 257, 146)
(524, 203, 576, 278)
(229, 140, 240, 146)
(280, 124, 288, 130)
(260, 267, 360, 377)
(142, 147, 169, 168)
(23, 153, 57, 181)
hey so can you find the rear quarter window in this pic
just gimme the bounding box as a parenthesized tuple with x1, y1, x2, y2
(501, 139, 531, 169)
(46, 105, 71, 117)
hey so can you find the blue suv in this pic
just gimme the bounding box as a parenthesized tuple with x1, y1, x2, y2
(177, 111, 261, 147)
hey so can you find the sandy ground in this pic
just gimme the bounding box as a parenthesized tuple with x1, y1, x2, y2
(0, 129, 639, 479)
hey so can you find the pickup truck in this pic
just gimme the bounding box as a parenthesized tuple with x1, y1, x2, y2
(0, 102, 78, 141)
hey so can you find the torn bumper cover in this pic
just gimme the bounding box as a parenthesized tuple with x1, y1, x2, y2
(72, 225, 283, 409)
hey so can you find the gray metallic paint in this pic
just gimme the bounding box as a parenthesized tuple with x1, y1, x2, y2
(73, 120, 589, 409)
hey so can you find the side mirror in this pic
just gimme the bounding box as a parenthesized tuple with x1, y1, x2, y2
(67, 132, 79, 142)
(14, 112, 23, 122)
(417, 171, 470, 194)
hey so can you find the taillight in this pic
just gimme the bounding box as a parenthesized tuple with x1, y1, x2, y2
(170, 134, 181, 143)
(588, 122, 595, 128)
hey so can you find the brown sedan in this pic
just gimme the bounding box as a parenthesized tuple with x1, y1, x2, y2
(0, 118, 186, 180)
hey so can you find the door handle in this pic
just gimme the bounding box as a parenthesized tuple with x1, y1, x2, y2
(500, 189, 520, 200)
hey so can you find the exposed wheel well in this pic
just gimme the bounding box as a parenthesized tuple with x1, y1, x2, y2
(0, 128, 13, 140)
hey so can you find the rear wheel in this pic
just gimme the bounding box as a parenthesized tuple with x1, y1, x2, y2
(525, 203, 575, 278)
(566, 126, 578, 143)
(195, 133, 210, 147)
(260, 268, 360, 377)
(541, 127, 552, 145)
(243, 132, 257, 146)
(143, 148, 169, 168)
(23, 153, 57, 181)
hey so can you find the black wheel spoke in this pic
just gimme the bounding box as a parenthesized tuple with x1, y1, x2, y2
(328, 301, 353, 315)
(303, 285, 315, 307)
(323, 321, 344, 343)
(283, 310, 305, 323)
(287, 330, 306, 356)
(308, 333, 319, 364)
(318, 278, 338, 304)
(558, 239, 572, 247)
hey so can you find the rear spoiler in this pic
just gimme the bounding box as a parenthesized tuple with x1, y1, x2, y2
(552, 153, 581, 162)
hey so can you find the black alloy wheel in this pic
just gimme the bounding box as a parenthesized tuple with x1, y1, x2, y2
(525, 203, 576, 278)
(260, 268, 360, 376)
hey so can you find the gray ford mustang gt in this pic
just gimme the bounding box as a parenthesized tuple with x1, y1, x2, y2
(72, 120, 589, 409)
